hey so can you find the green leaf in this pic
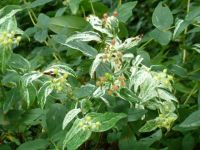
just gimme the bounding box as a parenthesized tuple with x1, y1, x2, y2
(49, 16, 88, 34)
(152, 2, 173, 30)
(68, 0, 81, 14)
(34, 28, 48, 42)
(63, 119, 92, 150)
(34, 13, 50, 42)
(0, 47, 12, 72)
(73, 84, 96, 99)
(150, 28, 172, 45)
(179, 109, 200, 128)
(0, 5, 21, 25)
(182, 133, 195, 150)
(116, 2, 137, 23)
(17, 139, 49, 150)
(37, 13, 51, 28)
(169, 64, 188, 77)
(128, 108, 147, 122)
(185, 6, 200, 21)
(2, 71, 20, 88)
(134, 130, 162, 150)
(46, 104, 66, 138)
(27, 0, 53, 8)
(0, 144, 12, 150)
(139, 119, 158, 132)
(21, 108, 45, 125)
(87, 112, 127, 132)
(63, 108, 81, 129)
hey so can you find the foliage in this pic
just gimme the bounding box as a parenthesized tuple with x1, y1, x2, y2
(0, 0, 200, 149)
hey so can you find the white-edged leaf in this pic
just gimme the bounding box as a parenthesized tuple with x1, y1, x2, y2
(86, 15, 112, 37)
(90, 53, 104, 78)
(53, 35, 98, 57)
(63, 119, 92, 150)
(131, 70, 151, 92)
(22, 71, 43, 86)
(66, 31, 101, 43)
(0, 5, 22, 25)
(117, 36, 141, 50)
(37, 81, 53, 108)
(44, 64, 76, 77)
(173, 19, 189, 38)
(63, 108, 81, 130)
(157, 88, 177, 102)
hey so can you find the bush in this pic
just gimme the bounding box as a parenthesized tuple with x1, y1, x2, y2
(0, 0, 200, 149)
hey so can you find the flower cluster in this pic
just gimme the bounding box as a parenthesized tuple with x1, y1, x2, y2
(157, 113, 177, 130)
(79, 116, 101, 131)
(62, 0, 68, 5)
(101, 43, 123, 72)
(0, 31, 21, 48)
(96, 73, 126, 95)
(51, 69, 69, 92)
(153, 69, 174, 90)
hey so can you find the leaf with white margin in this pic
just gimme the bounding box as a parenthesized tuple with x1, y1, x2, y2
(117, 36, 141, 50)
(63, 108, 81, 129)
(22, 71, 43, 87)
(66, 31, 101, 43)
(157, 88, 178, 102)
(90, 53, 104, 78)
(86, 15, 112, 37)
(0, 5, 22, 25)
(38, 81, 53, 108)
(44, 64, 76, 77)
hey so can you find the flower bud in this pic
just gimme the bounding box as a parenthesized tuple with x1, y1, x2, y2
(16, 36, 21, 42)
(53, 68, 58, 75)
(103, 13, 108, 19)
(63, 73, 68, 79)
(85, 116, 91, 121)
(163, 69, 167, 73)
(167, 75, 173, 80)
(113, 11, 118, 17)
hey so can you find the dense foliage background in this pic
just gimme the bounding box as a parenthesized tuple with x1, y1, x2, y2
(0, 0, 200, 149)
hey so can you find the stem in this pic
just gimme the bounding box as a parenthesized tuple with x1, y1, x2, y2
(81, 6, 86, 18)
(89, 0, 95, 15)
(184, 0, 191, 34)
(118, 0, 122, 6)
(139, 39, 153, 49)
(184, 83, 198, 104)
(182, 49, 186, 63)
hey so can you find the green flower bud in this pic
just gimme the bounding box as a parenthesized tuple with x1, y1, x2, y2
(85, 116, 92, 121)
(63, 73, 68, 79)
(16, 36, 21, 42)
(53, 68, 58, 75)
(163, 69, 167, 73)
(104, 73, 112, 80)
